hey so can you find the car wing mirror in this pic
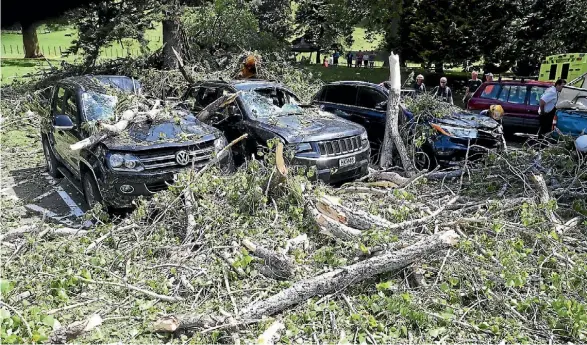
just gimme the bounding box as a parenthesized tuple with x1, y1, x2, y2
(53, 115, 74, 130)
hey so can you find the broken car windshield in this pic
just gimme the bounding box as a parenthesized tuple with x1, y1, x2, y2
(82, 92, 118, 122)
(240, 90, 302, 118)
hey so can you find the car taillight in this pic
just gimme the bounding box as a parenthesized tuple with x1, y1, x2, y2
(552, 114, 558, 131)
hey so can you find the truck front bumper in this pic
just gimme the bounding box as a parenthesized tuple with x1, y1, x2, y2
(291, 146, 370, 184)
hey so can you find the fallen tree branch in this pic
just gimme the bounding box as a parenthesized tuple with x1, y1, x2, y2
(316, 195, 395, 230)
(194, 134, 248, 179)
(76, 276, 183, 302)
(242, 239, 295, 280)
(258, 320, 285, 345)
(240, 230, 459, 319)
(48, 314, 102, 344)
(0, 226, 88, 242)
(383, 196, 458, 230)
(310, 207, 362, 240)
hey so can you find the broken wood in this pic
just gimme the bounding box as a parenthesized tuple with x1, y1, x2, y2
(240, 231, 458, 319)
(196, 93, 240, 123)
(48, 314, 102, 344)
(194, 134, 248, 179)
(242, 239, 295, 280)
(172, 47, 195, 85)
(316, 195, 394, 230)
(257, 320, 285, 345)
(0, 226, 88, 242)
(310, 207, 362, 240)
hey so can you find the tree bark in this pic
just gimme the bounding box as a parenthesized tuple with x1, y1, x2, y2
(22, 22, 42, 58)
(162, 2, 182, 70)
(380, 51, 415, 176)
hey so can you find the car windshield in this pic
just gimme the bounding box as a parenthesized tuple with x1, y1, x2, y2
(240, 89, 303, 118)
(81, 92, 118, 122)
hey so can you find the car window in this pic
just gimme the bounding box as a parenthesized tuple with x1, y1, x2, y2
(194, 87, 220, 108)
(528, 86, 547, 106)
(253, 87, 300, 107)
(507, 85, 527, 104)
(63, 92, 79, 124)
(498, 85, 511, 102)
(324, 85, 357, 105)
(54, 87, 66, 114)
(479, 84, 501, 100)
(240, 91, 303, 119)
(357, 86, 387, 109)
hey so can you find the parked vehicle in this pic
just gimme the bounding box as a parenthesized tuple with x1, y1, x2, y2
(552, 84, 587, 138)
(466, 79, 553, 132)
(312, 81, 504, 167)
(41, 75, 233, 210)
(182, 79, 371, 184)
(539, 53, 587, 82)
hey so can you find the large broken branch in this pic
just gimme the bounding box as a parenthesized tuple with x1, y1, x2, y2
(240, 231, 458, 319)
(172, 47, 195, 85)
(196, 93, 240, 123)
(155, 231, 459, 332)
(310, 207, 362, 240)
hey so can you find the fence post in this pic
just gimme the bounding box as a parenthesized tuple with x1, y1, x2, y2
(17, 45, 20, 54)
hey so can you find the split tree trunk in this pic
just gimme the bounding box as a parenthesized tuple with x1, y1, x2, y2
(22, 22, 42, 58)
(380, 51, 415, 176)
(162, 1, 182, 70)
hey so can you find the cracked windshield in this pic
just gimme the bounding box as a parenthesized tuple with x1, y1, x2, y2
(242, 88, 302, 118)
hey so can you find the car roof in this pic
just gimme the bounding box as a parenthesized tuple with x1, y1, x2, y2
(487, 80, 553, 87)
(325, 81, 382, 87)
(58, 75, 140, 93)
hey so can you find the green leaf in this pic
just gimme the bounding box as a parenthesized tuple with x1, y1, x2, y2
(0, 279, 12, 295)
(42, 315, 56, 327)
(0, 308, 11, 320)
(428, 327, 446, 338)
(439, 282, 450, 292)
(376, 281, 391, 291)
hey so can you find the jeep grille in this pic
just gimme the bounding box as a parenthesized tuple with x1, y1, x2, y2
(318, 135, 364, 157)
(136, 140, 215, 170)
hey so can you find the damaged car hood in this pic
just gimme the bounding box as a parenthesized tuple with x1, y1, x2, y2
(254, 110, 365, 143)
(103, 115, 218, 151)
(432, 112, 500, 130)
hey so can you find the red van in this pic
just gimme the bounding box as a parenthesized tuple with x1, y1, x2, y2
(467, 80, 553, 132)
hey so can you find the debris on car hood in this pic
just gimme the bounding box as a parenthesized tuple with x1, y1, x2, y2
(433, 112, 500, 130)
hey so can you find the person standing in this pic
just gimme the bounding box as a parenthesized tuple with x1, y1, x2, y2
(463, 71, 482, 104)
(413, 74, 426, 95)
(431, 77, 453, 104)
(333, 51, 340, 66)
(369, 52, 375, 68)
(346, 52, 353, 67)
(538, 78, 566, 138)
(363, 52, 369, 67)
(356, 51, 363, 68)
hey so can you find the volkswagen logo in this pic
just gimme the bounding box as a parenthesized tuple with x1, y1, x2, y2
(175, 150, 191, 166)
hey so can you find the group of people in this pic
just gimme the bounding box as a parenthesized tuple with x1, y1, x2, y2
(411, 71, 495, 105)
(344, 51, 376, 68)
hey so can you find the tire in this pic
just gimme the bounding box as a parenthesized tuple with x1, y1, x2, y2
(414, 149, 437, 171)
(42, 137, 62, 178)
(82, 173, 103, 210)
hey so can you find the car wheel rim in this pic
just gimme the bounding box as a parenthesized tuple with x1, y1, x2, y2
(44, 145, 53, 172)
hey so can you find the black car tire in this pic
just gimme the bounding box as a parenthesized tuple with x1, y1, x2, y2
(82, 173, 103, 210)
(42, 137, 63, 178)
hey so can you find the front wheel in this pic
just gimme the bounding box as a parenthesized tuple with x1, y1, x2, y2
(82, 173, 103, 210)
(42, 137, 62, 178)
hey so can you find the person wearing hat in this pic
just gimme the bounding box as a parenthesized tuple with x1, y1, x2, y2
(413, 74, 426, 95)
(431, 77, 453, 104)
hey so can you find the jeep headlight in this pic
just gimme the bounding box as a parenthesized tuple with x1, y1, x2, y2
(108, 153, 144, 171)
(214, 136, 228, 158)
(360, 131, 369, 146)
(295, 142, 313, 153)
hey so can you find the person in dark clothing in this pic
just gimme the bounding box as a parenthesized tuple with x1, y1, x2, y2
(413, 74, 426, 95)
(346, 52, 353, 67)
(431, 77, 453, 104)
(538, 78, 566, 138)
(333, 51, 340, 66)
(463, 71, 482, 104)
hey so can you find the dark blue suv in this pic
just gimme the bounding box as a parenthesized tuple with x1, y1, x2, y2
(312, 81, 504, 167)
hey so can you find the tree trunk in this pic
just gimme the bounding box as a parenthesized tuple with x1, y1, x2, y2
(22, 22, 42, 58)
(315, 49, 321, 64)
(162, 3, 182, 70)
(380, 52, 415, 176)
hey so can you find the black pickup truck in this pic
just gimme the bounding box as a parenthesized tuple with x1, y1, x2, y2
(41, 75, 232, 210)
(183, 79, 371, 184)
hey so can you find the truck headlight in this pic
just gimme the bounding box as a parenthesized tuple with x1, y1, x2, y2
(108, 153, 144, 171)
(214, 137, 228, 158)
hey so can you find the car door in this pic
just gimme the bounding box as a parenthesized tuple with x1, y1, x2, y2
(316, 85, 360, 122)
(51, 86, 80, 172)
(499, 84, 529, 129)
(59, 90, 84, 175)
(355, 86, 388, 141)
(467, 83, 502, 111)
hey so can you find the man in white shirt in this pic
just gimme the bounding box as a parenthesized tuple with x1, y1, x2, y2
(538, 78, 566, 137)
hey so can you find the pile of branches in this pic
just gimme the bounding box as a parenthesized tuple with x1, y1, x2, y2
(2, 133, 586, 343)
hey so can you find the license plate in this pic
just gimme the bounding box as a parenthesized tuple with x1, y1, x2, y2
(339, 156, 356, 167)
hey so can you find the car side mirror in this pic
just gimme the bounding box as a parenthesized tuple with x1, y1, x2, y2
(53, 115, 74, 130)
